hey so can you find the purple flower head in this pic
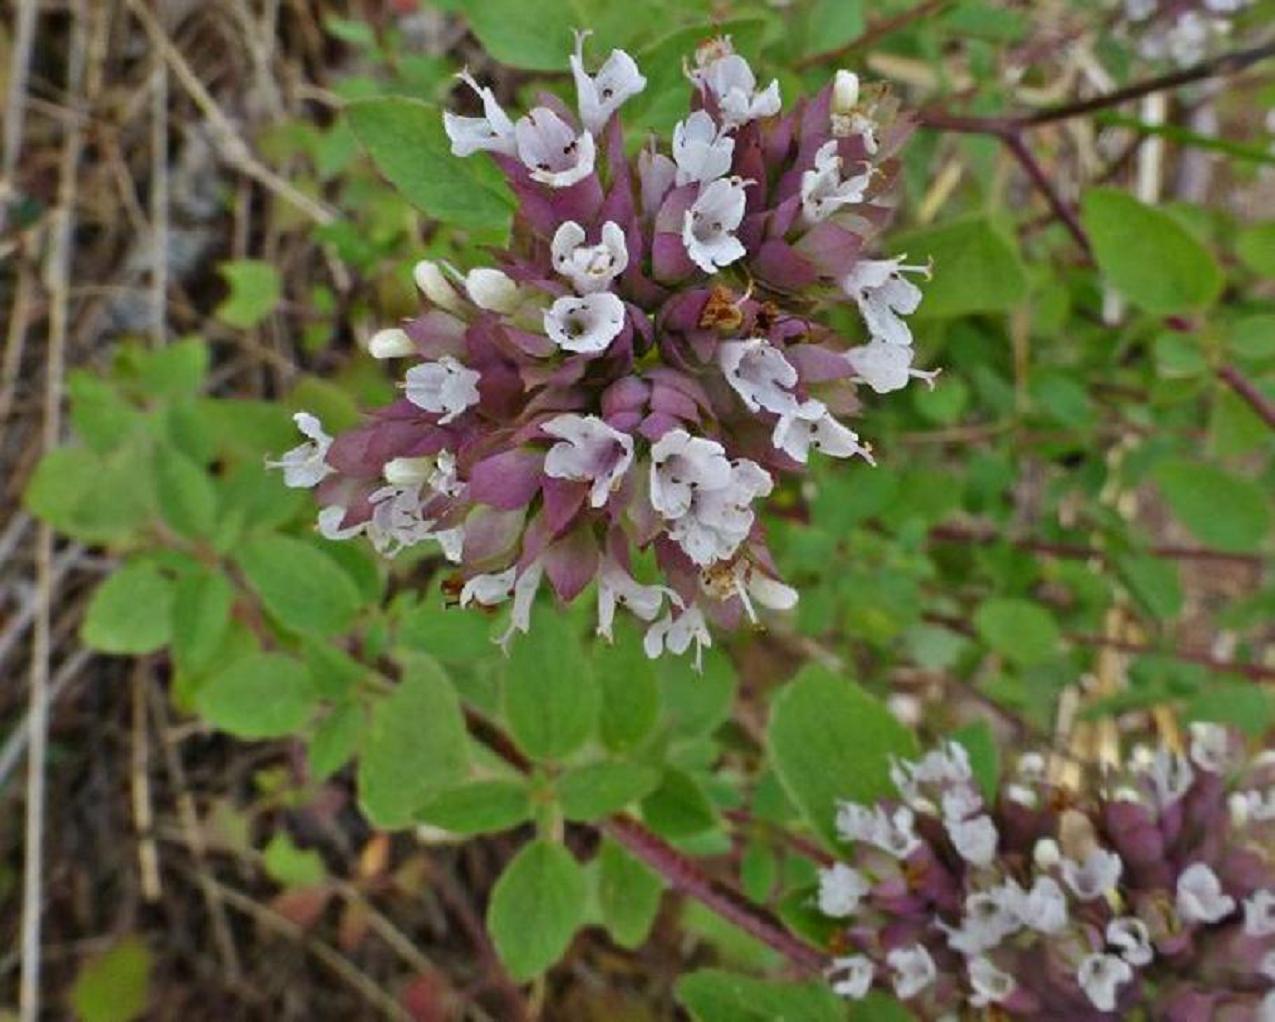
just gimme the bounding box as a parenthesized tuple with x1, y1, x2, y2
(272, 33, 931, 665)
(817, 725, 1275, 1018)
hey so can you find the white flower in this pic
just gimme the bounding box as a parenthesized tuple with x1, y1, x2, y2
(364, 484, 435, 558)
(1016, 876, 1068, 934)
(968, 956, 1015, 1008)
(1242, 787, 1275, 822)
(443, 69, 517, 157)
(1262, 948, 1275, 981)
(690, 45, 781, 128)
(413, 259, 464, 314)
(801, 140, 871, 223)
(942, 885, 1023, 955)
(910, 742, 973, 786)
(1061, 848, 1123, 901)
(1107, 917, 1154, 967)
(1077, 953, 1133, 1012)
(551, 220, 629, 294)
(886, 944, 936, 1001)
(543, 292, 626, 354)
(383, 451, 461, 496)
(643, 605, 711, 671)
(570, 29, 646, 134)
(772, 400, 873, 464)
(461, 568, 516, 607)
(542, 413, 634, 508)
(845, 340, 940, 394)
(832, 70, 860, 114)
(841, 257, 929, 347)
(1262, 989, 1275, 1022)
(465, 563, 544, 652)
(1176, 863, 1236, 924)
(1244, 889, 1275, 937)
(596, 558, 674, 641)
(368, 327, 415, 359)
(947, 814, 998, 867)
(718, 337, 800, 416)
(940, 785, 983, 823)
(317, 506, 363, 540)
(717, 561, 798, 624)
(835, 802, 920, 859)
(817, 863, 870, 918)
(649, 429, 732, 519)
(826, 955, 873, 1000)
(667, 458, 771, 566)
(267, 412, 333, 488)
(404, 356, 482, 424)
(682, 176, 749, 274)
(1144, 748, 1194, 807)
(672, 110, 735, 186)
(465, 267, 520, 313)
(1188, 721, 1232, 773)
(514, 107, 596, 188)
(638, 146, 677, 215)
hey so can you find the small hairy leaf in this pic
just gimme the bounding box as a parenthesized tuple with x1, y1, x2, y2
(487, 839, 587, 981)
(81, 562, 174, 655)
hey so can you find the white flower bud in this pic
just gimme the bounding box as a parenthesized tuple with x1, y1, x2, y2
(1229, 791, 1251, 828)
(413, 259, 463, 313)
(465, 267, 521, 314)
(1033, 837, 1061, 870)
(383, 456, 435, 486)
(368, 327, 415, 359)
(832, 69, 860, 114)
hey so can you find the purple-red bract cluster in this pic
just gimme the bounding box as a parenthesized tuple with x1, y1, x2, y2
(271, 33, 937, 666)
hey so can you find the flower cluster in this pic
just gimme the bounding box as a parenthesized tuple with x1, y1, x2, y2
(1122, 0, 1249, 66)
(271, 33, 932, 665)
(817, 724, 1275, 1018)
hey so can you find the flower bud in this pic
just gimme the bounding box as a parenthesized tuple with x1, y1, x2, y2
(1033, 837, 1061, 870)
(383, 456, 435, 485)
(832, 70, 860, 114)
(465, 268, 521, 314)
(413, 259, 463, 313)
(368, 327, 415, 359)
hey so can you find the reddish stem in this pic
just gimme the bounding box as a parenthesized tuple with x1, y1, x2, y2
(1217, 364, 1275, 431)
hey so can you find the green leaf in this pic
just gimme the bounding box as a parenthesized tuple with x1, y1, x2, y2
(1236, 222, 1275, 276)
(71, 937, 151, 1022)
(24, 444, 154, 544)
(895, 216, 1026, 318)
(1185, 681, 1274, 737)
(1115, 554, 1183, 621)
(676, 969, 844, 1022)
(504, 613, 597, 761)
(170, 567, 234, 675)
(346, 97, 514, 231)
(596, 838, 662, 949)
(487, 839, 587, 981)
(417, 779, 532, 835)
(660, 647, 736, 739)
(462, 0, 577, 71)
(308, 701, 364, 779)
(973, 597, 1061, 666)
(81, 563, 175, 655)
(1231, 315, 1275, 363)
(595, 632, 660, 753)
(359, 655, 470, 828)
(263, 833, 327, 888)
(767, 666, 917, 848)
(154, 446, 217, 540)
(640, 768, 716, 838)
(216, 260, 281, 329)
(1153, 459, 1269, 553)
(1081, 188, 1222, 314)
(235, 534, 362, 636)
(195, 653, 314, 737)
(67, 372, 145, 452)
(803, 0, 864, 55)
(127, 337, 209, 399)
(952, 720, 999, 802)
(557, 762, 661, 822)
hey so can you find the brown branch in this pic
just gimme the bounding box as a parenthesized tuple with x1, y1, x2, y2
(795, 0, 956, 70)
(602, 815, 829, 972)
(1001, 130, 1091, 257)
(1217, 365, 1275, 431)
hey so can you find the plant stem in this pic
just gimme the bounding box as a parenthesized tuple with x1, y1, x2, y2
(1217, 364, 1275, 431)
(795, 0, 956, 70)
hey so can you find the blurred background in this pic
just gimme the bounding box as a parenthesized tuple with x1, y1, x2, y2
(1, 0, 1273, 1018)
